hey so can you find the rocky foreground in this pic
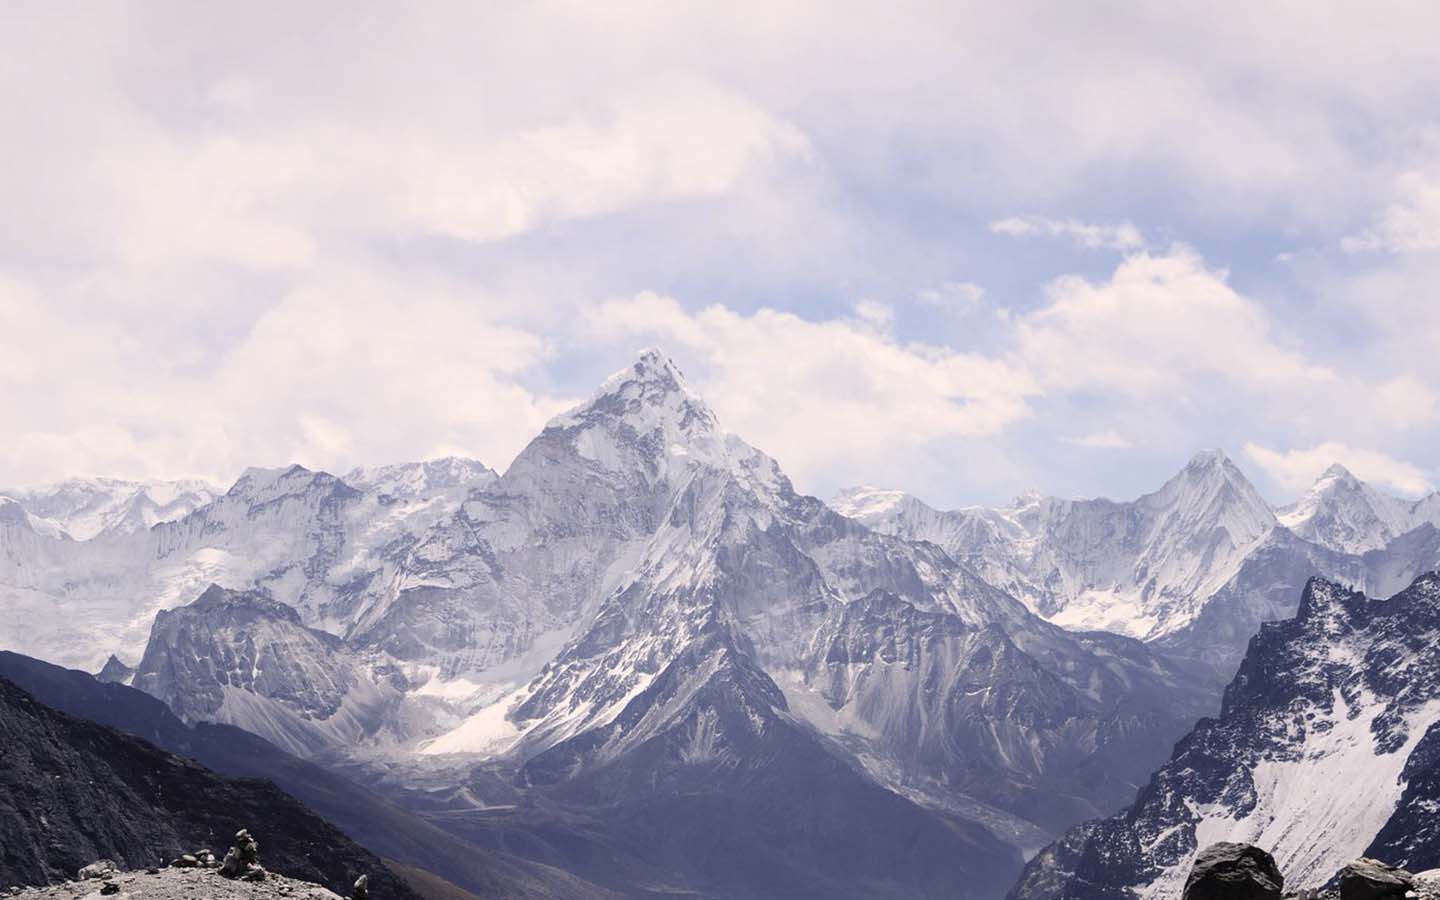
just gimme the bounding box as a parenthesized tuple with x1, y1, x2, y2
(1180, 843, 1440, 900)
(1, 866, 343, 899)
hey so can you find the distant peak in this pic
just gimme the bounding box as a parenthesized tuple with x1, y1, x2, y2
(188, 584, 300, 621)
(546, 348, 718, 435)
(829, 485, 913, 520)
(1317, 462, 1358, 484)
(617, 348, 691, 392)
(1187, 448, 1231, 469)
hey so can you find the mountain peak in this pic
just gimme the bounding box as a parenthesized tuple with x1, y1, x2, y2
(546, 348, 719, 439)
(1186, 448, 1233, 470)
(1319, 462, 1358, 483)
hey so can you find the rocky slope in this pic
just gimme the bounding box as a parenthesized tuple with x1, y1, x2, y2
(0, 676, 418, 899)
(1008, 571, 1440, 900)
(0, 651, 614, 900)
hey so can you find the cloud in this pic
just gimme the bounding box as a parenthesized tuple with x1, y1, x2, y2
(990, 216, 1145, 250)
(1343, 170, 1440, 253)
(585, 292, 1037, 484)
(1063, 430, 1133, 449)
(1015, 248, 1335, 397)
(0, 270, 570, 484)
(1243, 441, 1434, 497)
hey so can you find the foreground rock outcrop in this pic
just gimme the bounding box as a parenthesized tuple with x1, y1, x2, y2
(3, 864, 344, 899)
(1172, 844, 1440, 900)
(1182, 842, 1283, 900)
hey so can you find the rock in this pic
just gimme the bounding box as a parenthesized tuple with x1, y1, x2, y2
(77, 860, 118, 880)
(98, 883, 120, 896)
(1340, 859, 1414, 900)
(171, 854, 198, 868)
(352, 874, 368, 900)
(1183, 842, 1284, 900)
(220, 829, 266, 881)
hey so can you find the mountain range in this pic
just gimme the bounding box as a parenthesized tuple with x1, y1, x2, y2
(3, 349, 1439, 899)
(833, 454, 1440, 676)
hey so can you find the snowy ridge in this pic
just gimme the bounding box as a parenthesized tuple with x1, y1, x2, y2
(833, 454, 1440, 671)
(1279, 463, 1440, 555)
(834, 450, 1279, 642)
(0, 477, 220, 540)
(1011, 572, 1440, 900)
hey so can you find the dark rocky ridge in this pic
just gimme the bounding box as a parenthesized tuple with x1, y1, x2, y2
(0, 651, 620, 900)
(0, 675, 417, 898)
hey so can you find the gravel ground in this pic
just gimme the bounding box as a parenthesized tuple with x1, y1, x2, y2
(3, 867, 344, 900)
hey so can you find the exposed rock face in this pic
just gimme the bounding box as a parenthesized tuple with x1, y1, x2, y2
(1181, 843, 1282, 900)
(132, 585, 410, 757)
(95, 655, 134, 685)
(1009, 573, 1440, 900)
(0, 676, 418, 899)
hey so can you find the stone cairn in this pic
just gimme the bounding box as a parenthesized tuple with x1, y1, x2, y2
(218, 828, 267, 882)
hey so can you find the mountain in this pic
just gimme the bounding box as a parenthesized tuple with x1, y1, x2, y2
(0, 455, 493, 672)
(92, 350, 1217, 898)
(833, 455, 1440, 677)
(1278, 463, 1440, 555)
(0, 477, 219, 540)
(343, 457, 498, 501)
(0, 650, 621, 900)
(834, 451, 1279, 641)
(0, 673, 420, 898)
(1008, 571, 1440, 900)
(132, 585, 418, 757)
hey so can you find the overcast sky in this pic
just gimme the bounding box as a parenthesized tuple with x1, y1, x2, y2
(4, 1, 1440, 507)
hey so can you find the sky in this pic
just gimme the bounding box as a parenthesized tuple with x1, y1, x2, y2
(3, 1, 1440, 507)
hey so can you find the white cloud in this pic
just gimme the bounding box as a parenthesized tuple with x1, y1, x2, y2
(990, 216, 1145, 250)
(585, 292, 1037, 484)
(1343, 170, 1440, 253)
(1242, 441, 1434, 497)
(1015, 248, 1335, 397)
(1063, 430, 1133, 449)
(0, 270, 570, 484)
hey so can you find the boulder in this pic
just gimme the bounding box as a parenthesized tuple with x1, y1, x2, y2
(1338, 859, 1413, 900)
(353, 874, 369, 900)
(1183, 843, 1284, 900)
(77, 860, 118, 880)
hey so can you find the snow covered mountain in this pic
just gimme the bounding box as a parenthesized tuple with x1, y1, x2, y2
(17, 350, 1217, 898)
(0, 454, 498, 672)
(1009, 571, 1440, 900)
(342, 456, 497, 501)
(0, 477, 219, 540)
(833, 451, 1278, 640)
(833, 456, 1440, 676)
(1278, 463, 1440, 555)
